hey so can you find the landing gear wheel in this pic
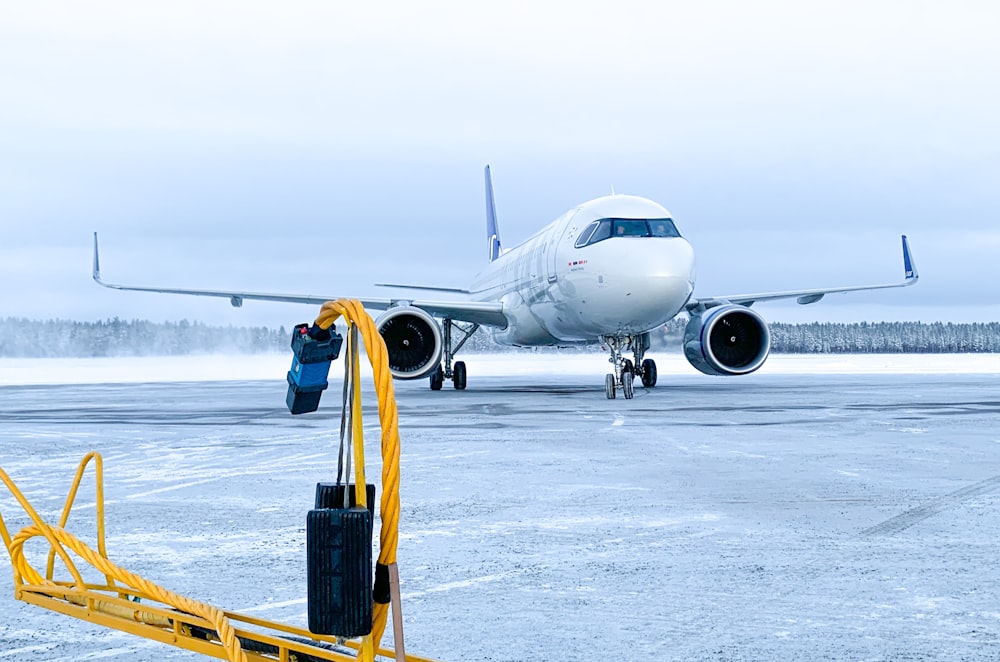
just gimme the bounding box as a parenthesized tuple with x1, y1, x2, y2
(429, 365, 444, 391)
(453, 361, 467, 390)
(605, 374, 616, 399)
(623, 359, 634, 379)
(622, 371, 635, 399)
(641, 359, 657, 388)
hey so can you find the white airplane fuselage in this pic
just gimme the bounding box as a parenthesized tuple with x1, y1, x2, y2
(468, 194, 696, 346)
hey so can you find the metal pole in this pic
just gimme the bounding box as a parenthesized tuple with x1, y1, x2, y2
(389, 563, 406, 661)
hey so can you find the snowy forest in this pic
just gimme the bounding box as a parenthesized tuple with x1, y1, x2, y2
(0, 318, 285, 357)
(0, 317, 998, 357)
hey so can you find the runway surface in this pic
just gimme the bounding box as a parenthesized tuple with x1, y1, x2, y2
(1, 365, 999, 660)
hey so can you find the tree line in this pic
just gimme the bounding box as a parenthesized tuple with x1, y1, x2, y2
(0, 317, 997, 357)
(766, 321, 1000, 354)
(0, 317, 286, 357)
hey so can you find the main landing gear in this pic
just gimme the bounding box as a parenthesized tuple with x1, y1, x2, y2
(429, 318, 479, 391)
(603, 332, 657, 399)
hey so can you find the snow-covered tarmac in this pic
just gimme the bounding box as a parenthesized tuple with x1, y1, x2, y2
(1, 354, 999, 660)
(3, 352, 1000, 386)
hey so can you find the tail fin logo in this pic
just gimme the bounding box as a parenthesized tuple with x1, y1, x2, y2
(485, 165, 502, 262)
(489, 233, 501, 262)
(902, 235, 917, 281)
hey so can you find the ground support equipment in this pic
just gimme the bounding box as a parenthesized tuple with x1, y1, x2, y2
(0, 299, 436, 662)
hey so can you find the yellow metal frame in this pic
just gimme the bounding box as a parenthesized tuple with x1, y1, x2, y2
(0, 300, 437, 662)
(15, 583, 434, 662)
(1, 452, 432, 662)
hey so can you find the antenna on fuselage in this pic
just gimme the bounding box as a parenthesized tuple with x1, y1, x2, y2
(485, 165, 502, 262)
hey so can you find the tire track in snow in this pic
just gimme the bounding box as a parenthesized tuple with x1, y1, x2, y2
(861, 474, 1000, 536)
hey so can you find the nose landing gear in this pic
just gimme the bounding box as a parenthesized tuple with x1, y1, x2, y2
(602, 332, 657, 399)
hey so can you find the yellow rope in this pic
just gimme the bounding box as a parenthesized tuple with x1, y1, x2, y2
(348, 323, 368, 510)
(313, 299, 402, 661)
(0, 467, 248, 662)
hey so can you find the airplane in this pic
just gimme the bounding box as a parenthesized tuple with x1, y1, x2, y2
(93, 165, 918, 399)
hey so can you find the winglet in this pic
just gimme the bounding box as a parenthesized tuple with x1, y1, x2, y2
(902, 234, 918, 283)
(485, 165, 502, 262)
(92, 232, 102, 283)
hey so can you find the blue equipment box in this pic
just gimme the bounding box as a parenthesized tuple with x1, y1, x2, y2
(286, 373, 327, 415)
(289, 357, 332, 388)
(290, 323, 343, 365)
(286, 323, 343, 415)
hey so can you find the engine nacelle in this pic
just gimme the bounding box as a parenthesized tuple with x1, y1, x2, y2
(375, 307, 443, 380)
(684, 305, 771, 376)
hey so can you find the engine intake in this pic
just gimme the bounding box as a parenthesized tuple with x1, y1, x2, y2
(684, 305, 771, 376)
(375, 307, 443, 380)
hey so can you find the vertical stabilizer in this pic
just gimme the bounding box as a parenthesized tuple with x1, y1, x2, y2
(92, 232, 101, 281)
(902, 234, 918, 281)
(485, 165, 502, 262)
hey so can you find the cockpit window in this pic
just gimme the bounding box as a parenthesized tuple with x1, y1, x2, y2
(614, 220, 647, 237)
(574, 217, 680, 248)
(574, 221, 600, 248)
(589, 220, 612, 244)
(648, 219, 681, 238)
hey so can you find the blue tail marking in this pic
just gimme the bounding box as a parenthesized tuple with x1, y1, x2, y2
(902, 235, 918, 281)
(485, 165, 501, 262)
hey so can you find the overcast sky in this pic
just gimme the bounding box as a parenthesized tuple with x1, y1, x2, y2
(2, 1, 999, 329)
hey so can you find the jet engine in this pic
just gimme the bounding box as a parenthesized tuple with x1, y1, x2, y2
(683, 305, 771, 376)
(375, 306, 443, 380)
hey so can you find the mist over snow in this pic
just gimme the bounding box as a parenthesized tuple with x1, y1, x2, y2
(2, 353, 1000, 387)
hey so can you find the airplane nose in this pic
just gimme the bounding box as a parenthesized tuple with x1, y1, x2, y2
(665, 238, 696, 284)
(555, 236, 696, 338)
(578, 237, 696, 334)
(626, 237, 695, 302)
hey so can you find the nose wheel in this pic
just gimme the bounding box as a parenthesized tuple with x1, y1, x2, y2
(602, 332, 656, 399)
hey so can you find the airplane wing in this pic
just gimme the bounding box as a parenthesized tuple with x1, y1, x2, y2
(92, 234, 509, 328)
(686, 235, 918, 311)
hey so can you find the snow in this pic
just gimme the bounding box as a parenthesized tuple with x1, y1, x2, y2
(1, 352, 999, 386)
(2, 362, 1000, 659)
